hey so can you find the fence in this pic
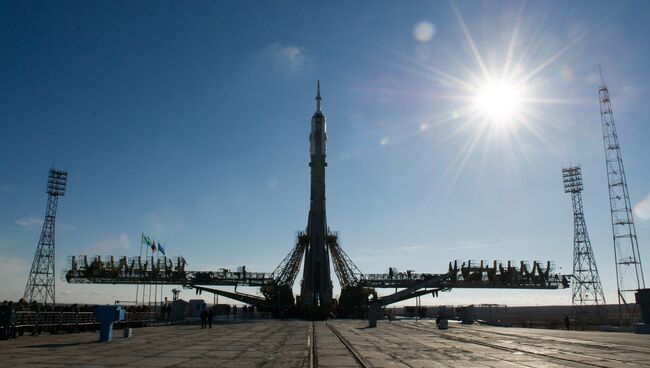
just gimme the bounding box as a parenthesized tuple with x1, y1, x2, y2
(10, 311, 159, 336)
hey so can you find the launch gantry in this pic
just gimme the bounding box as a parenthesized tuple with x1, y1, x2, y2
(64, 82, 568, 320)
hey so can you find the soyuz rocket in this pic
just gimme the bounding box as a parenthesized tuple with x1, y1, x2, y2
(300, 81, 334, 307)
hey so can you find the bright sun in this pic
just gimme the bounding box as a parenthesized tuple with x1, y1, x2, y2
(474, 80, 523, 122)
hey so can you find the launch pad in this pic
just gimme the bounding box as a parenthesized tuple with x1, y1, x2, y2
(64, 82, 568, 321)
(3, 320, 649, 367)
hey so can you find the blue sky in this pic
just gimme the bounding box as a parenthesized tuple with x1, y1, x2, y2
(1, 0, 649, 306)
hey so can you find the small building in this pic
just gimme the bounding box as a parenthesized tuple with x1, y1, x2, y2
(188, 299, 206, 318)
(171, 299, 190, 322)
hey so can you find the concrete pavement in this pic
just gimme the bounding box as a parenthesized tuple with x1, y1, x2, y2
(1, 319, 649, 367)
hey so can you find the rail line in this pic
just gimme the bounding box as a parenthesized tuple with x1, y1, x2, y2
(392, 322, 646, 368)
(324, 321, 370, 368)
(309, 321, 317, 368)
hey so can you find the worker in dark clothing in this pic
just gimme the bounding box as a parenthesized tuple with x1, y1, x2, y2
(200, 308, 207, 329)
(208, 308, 214, 329)
(564, 315, 570, 330)
(1, 302, 7, 340)
(2, 302, 15, 340)
(233, 305, 238, 320)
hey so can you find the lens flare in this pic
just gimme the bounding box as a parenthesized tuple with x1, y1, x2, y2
(413, 21, 436, 42)
(474, 80, 523, 122)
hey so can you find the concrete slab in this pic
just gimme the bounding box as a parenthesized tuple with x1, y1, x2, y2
(1, 320, 649, 367)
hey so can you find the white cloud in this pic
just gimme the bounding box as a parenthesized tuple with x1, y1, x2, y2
(261, 42, 308, 74)
(142, 207, 186, 238)
(119, 233, 130, 250)
(0, 251, 29, 301)
(84, 233, 131, 254)
(16, 217, 43, 229)
(363, 237, 522, 255)
(634, 193, 650, 220)
(16, 217, 77, 231)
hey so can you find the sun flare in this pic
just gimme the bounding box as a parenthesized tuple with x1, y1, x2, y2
(474, 80, 523, 123)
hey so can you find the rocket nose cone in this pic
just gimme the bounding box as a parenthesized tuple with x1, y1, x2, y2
(316, 81, 321, 112)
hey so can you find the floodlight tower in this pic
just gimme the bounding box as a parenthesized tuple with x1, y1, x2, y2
(24, 168, 68, 306)
(562, 166, 607, 319)
(598, 71, 645, 321)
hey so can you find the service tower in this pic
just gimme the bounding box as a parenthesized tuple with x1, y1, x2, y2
(300, 81, 333, 308)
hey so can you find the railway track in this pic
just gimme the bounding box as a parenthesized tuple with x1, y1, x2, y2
(309, 321, 370, 368)
(325, 321, 370, 368)
(392, 322, 647, 368)
(309, 321, 317, 368)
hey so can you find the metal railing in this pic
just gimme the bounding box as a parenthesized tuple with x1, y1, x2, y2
(8, 311, 160, 336)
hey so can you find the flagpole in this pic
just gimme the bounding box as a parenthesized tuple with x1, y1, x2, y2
(155, 246, 159, 315)
(160, 242, 164, 308)
(136, 233, 143, 305)
(142, 235, 148, 306)
(148, 240, 152, 310)
(145, 240, 149, 309)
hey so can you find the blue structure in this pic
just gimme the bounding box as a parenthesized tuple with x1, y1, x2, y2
(94, 305, 125, 342)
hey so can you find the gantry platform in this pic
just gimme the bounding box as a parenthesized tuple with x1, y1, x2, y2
(2, 319, 649, 367)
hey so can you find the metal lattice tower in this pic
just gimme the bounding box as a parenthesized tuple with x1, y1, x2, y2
(562, 166, 607, 318)
(598, 72, 645, 320)
(24, 168, 68, 306)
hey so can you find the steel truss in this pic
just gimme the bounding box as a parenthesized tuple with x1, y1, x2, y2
(24, 168, 68, 306)
(599, 74, 645, 320)
(562, 166, 607, 319)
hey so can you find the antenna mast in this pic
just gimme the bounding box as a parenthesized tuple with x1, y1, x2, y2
(598, 70, 645, 324)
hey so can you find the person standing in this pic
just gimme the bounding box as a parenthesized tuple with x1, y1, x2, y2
(1, 301, 8, 340)
(200, 308, 207, 329)
(2, 302, 15, 339)
(564, 315, 570, 330)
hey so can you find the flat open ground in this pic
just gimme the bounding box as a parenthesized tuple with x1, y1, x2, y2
(1, 320, 649, 367)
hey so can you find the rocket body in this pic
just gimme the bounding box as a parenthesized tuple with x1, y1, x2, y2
(301, 82, 333, 307)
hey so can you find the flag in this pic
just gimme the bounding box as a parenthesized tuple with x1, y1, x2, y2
(151, 240, 157, 252)
(142, 234, 152, 246)
(158, 242, 166, 256)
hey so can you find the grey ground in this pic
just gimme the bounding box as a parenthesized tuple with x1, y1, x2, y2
(1, 320, 649, 367)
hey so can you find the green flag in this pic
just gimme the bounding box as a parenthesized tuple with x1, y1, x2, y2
(142, 234, 152, 246)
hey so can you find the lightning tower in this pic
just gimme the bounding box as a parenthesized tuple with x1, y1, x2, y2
(599, 70, 645, 321)
(562, 166, 607, 319)
(24, 168, 68, 306)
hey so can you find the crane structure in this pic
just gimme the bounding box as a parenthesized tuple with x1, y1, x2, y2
(599, 73, 646, 321)
(24, 168, 68, 306)
(562, 166, 607, 320)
